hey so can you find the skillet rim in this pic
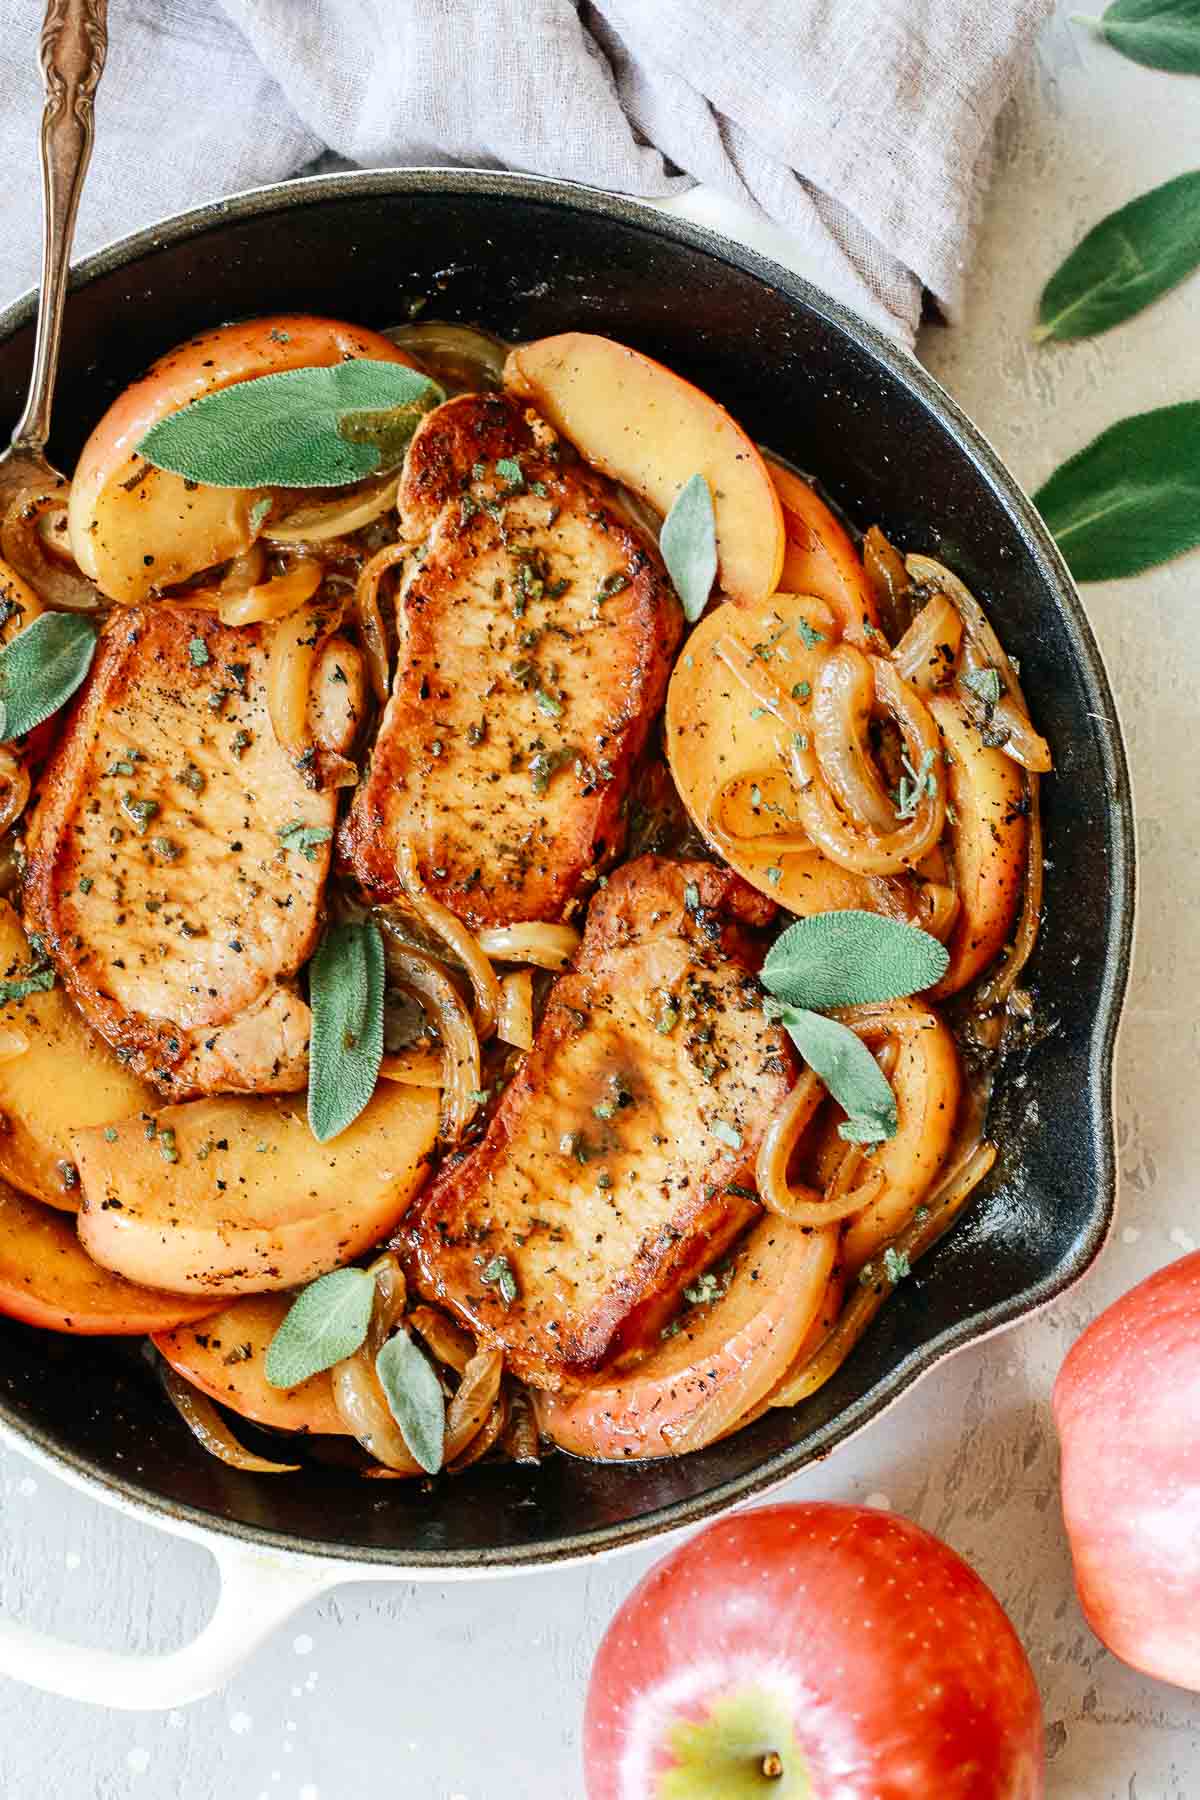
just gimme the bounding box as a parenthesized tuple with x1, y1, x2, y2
(0, 166, 1135, 1571)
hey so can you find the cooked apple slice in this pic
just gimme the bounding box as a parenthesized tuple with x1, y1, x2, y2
(665, 591, 893, 918)
(153, 1294, 349, 1435)
(73, 1084, 439, 1297)
(504, 332, 784, 604)
(67, 314, 421, 605)
(0, 1180, 217, 1334)
(0, 899, 153, 1211)
(927, 694, 1027, 999)
(536, 1218, 837, 1461)
(768, 459, 880, 645)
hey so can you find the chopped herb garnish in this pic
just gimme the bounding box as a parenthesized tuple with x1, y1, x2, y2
(684, 1265, 733, 1307)
(103, 1126, 118, 1143)
(894, 747, 938, 821)
(231, 729, 252, 759)
(78, 875, 93, 895)
(177, 763, 205, 794)
(962, 666, 1003, 707)
(187, 637, 210, 667)
(158, 1127, 179, 1165)
(535, 687, 563, 720)
(683, 881, 702, 914)
(495, 456, 524, 493)
(277, 821, 333, 862)
(151, 837, 182, 862)
(595, 571, 630, 604)
(883, 1246, 911, 1285)
(120, 794, 159, 836)
(792, 680, 812, 702)
(711, 1119, 743, 1150)
(480, 1253, 518, 1307)
(766, 866, 783, 885)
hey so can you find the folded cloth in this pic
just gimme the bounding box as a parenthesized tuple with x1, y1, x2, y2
(0, 0, 1049, 344)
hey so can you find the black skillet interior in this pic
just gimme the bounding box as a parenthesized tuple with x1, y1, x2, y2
(0, 172, 1133, 1568)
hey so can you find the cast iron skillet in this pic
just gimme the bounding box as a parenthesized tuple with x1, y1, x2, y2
(0, 169, 1133, 1571)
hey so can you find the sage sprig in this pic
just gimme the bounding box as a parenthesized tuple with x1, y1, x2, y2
(138, 361, 444, 490)
(264, 1266, 374, 1388)
(375, 1329, 446, 1473)
(661, 473, 718, 622)
(307, 919, 386, 1142)
(1073, 0, 1200, 72)
(760, 912, 948, 1142)
(1035, 170, 1200, 341)
(1033, 402, 1200, 579)
(0, 613, 97, 741)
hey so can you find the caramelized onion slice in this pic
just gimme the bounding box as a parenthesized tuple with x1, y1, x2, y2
(355, 541, 405, 704)
(218, 558, 322, 627)
(2, 489, 100, 613)
(162, 1366, 300, 1473)
(474, 922, 581, 972)
(266, 600, 344, 761)
(444, 1347, 505, 1463)
(386, 321, 509, 393)
(396, 839, 500, 1040)
(892, 593, 962, 694)
(265, 475, 400, 546)
(377, 931, 481, 1142)
(497, 969, 534, 1050)
(0, 750, 30, 836)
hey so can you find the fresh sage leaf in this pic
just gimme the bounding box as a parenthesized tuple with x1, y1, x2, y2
(773, 1005, 898, 1143)
(1035, 170, 1200, 342)
(1073, 0, 1200, 72)
(1033, 401, 1200, 579)
(375, 1329, 446, 1473)
(307, 919, 385, 1142)
(762, 911, 948, 1012)
(0, 613, 97, 741)
(138, 360, 444, 490)
(264, 1266, 374, 1388)
(660, 472, 718, 622)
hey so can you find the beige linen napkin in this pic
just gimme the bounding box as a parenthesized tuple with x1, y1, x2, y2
(0, 0, 1050, 343)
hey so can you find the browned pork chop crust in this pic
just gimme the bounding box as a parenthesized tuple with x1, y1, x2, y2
(340, 392, 682, 926)
(23, 605, 363, 1097)
(404, 856, 796, 1389)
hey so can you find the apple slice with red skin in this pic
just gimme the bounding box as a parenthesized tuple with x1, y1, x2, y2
(585, 1502, 1045, 1799)
(154, 1293, 349, 1436)
(67, 314, 421, 605)
(536, 1218, 837, 1461)
(768, 460, 880, 646)
(0, 1180, 217, 1335)
(1054, 1251, 1200, 1692)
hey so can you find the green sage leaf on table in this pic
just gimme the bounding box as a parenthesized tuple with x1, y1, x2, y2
(307, 919, 386, 1142)
(1073, 0, 1200, 72)
(661, 472, 718, 622)
(375, 1329, 446, 1473)
(264, 1266, 375, 1388)
(772, 1005, 898, 1143)
(138, 361, 445, 489)
(1033, 401, 1200, 579)
(762, 911, 949, 1012)
(0, 613, 97, 741)
(1035, 170, 1200, 341)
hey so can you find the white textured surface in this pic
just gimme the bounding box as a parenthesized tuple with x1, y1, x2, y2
(4, 9, 1200, 1796)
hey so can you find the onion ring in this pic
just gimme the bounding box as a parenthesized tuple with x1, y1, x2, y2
(474, 922, 581, 972)
(396, 838, 500, 1041)
(162, 1365, 300, 1473)
(377, 930, 482, 1141)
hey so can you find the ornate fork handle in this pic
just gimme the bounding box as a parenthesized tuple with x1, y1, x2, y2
(10, 0, 110, 457)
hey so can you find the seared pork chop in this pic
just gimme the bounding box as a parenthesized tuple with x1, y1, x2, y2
(404, 856, 795, 1389)
(340, 392, 681, 925)
(24, 606, 364, 1096)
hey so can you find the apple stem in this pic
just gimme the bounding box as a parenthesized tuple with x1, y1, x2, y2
(761, 1751, 784, 1780)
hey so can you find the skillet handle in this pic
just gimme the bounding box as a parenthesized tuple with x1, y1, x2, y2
(0, 1537, 339, 1709)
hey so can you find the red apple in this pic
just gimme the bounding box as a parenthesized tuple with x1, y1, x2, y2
(585, 1502, 1044, 1799)
(1053, 1250, 1200, 1691)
